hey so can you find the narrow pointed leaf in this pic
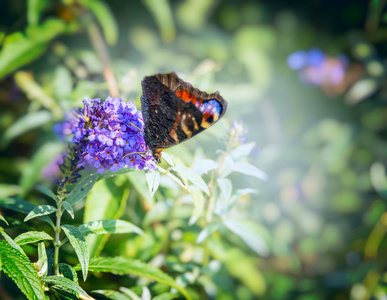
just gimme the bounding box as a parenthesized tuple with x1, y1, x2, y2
(37, 242, 48, 277)
(196, 222, 220, 244)
(173, 165, 210, 195)
(59, 263, 78, 283)
(188, 187, 205, 226)
(0, 214, 8, 225)
(74, 257, 192, 300)
(230, 162, 268, 181)
(61, 225, 89, 281)
(0, 240, 46, 299)
(35, 184, 58, 201)
(43, 275, 92, 299)
(78, 219, 143, 237)
(161, 151, 174, 166)
(24, 205, 56, 222)
(63, 201, 74, 219)
(14, 231, 53, 245)
(65, 172, 99, 206)
(193, 159, 218, 175)
(223, 219, 270, 257)
(145, 169, 160, 197)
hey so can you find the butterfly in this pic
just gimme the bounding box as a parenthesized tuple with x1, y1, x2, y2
(140, 72, 228, 162)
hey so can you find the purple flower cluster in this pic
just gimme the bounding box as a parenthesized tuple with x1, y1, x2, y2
(287, 48, 349, 87)
(224, 121, 248, 152)
(64, 96, 156, 174)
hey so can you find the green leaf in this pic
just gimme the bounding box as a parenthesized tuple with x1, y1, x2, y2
(153, 292, 178, 300)
(0, 240, 46, 299)
(19, 142, 64, 197)
(193, 159, 218, 175)
(65, 172, 99, 206)
(143, 200, 173, 227)
(92, 290, 132, 300)
(24, 205, 57, 222)
(120, 286, 142, 300)
(14, 231, 53, 245)
(223, 219, 270, 257)
(0, 214, 8, 225)
(0, 19, 70, 79)
(0, 197, 54, 227)
(43, 275, 92, 299)
(74, 257, 192, 300)
(27, 0, 50, 26)
(78, 219, 143, 237)
(161, 151, 174, 166)
(59, 263, 78, 283)
(37, 242, 48, 277)
(35, 184, 58, 201)
(173, 165, 210, 195)
(145, 169, 160, 197)
(0, 227, 26, 255)
(98, 167, 133, 180)
(61, 225, 89, 281)
(143, 0, 176, 43)
(51, 286, 79, 300)
(188, 187, 205, 226)
(83, 177, 129, 257)
(1, 111, 52, 146)
(78, 0, 118, 45)
(230, 162, 268, 181)
(0, 183, 22, 198)
(196, 222, 220, 244)
(62, 201, 75, 219)
(230, 142, 256, 160)
(127, 171, 153, 205)
(217, 178, 232, 201)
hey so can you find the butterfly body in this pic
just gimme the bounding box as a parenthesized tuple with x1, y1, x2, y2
(141, 72, 227, 161)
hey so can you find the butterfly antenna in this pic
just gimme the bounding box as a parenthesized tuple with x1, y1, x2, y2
(127, 122, 144, 134)
(122, 150, 147, 159)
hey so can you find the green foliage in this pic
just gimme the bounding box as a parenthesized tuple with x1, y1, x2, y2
(61, 225, 89, 281)
(0, 240, 46, 299)
(24, 204, 57, 222)
(14, 231, 53, 245)
(74, 256, 192, 300)
(65, 172, 99, 206)
(43, 275, 92, 299)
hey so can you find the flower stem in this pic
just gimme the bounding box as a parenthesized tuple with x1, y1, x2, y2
(53, 195, 63, 275)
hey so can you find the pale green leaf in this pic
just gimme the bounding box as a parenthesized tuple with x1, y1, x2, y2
(153, 292, 178, 300)
(230, 162, 268, 181)
(43, 275, 92, 299)
(196, 222, 220, 244)
(65, 172, 99, 206)
(74, 257, 192, 300)
(61, 225, 89, 281)
(0, 240, 46, 299)
(230, 142, 256, 160)
(92, 290, 132, 300)
(63, 201, 74, 219)
(0, 183, 22, 198)
(37, 242, 48, 277)
(223, 219, 270, 257)
(14, 231, 53, 245)
(217, 178, 232, 201)
(24, 205, 56, 222)
(120, 286, 142, 300)
(78, 219, 143, 237)
(161, 151, 174, 166)
(145, 169, 160, 197)
(193, 159, 218, 175)
(188, 187, 205, 226)
(35, 184, 58, 201)
(173, 165, 210, 195)
(127, 171, 153, 205)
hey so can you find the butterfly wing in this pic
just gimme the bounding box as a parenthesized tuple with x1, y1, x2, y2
(141, 73, 227, 161)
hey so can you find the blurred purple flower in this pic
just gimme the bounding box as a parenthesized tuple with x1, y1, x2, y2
(59, 96, 156, 174)
(225, 121, 248, 152)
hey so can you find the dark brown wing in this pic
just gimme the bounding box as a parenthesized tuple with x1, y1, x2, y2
(141, 72, 227, 160)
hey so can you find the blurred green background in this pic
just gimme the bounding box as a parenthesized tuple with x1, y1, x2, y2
(1, 0, 387, 299)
